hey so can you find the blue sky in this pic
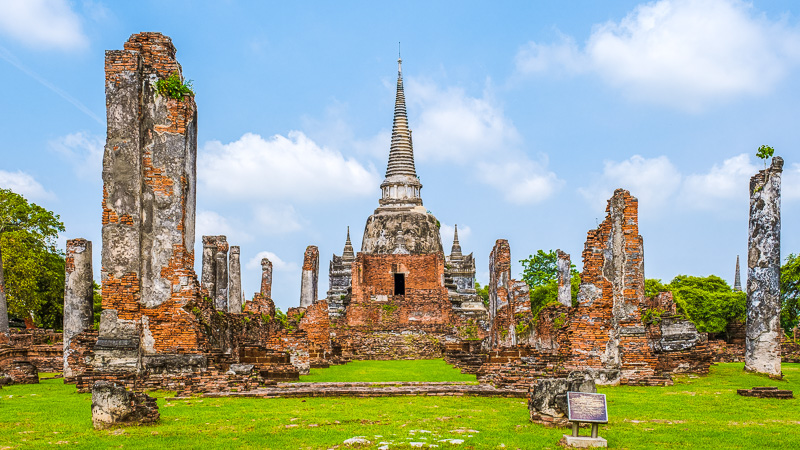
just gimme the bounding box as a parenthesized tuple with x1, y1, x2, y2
(1, 0, 798, 313)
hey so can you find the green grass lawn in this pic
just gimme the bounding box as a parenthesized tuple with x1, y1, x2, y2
(298, 359, 478, 383)
(0, 362, 797, 449)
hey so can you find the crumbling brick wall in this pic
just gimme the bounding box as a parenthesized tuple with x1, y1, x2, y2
(474, 190, 711, 387)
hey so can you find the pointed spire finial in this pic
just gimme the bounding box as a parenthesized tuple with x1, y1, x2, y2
(398, 42, 402, 74)
(342, 226, 355, 262)
(377, 50, 423, 210)
(450, 224, 463, 260)
(734, 255, 742, 292)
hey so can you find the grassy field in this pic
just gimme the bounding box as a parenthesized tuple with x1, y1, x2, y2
(0, 361, 797, 449)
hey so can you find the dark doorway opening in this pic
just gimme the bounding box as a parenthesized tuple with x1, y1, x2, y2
(393, 273, 406, 296)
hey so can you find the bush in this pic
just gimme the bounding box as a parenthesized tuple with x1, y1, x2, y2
(668, 275, 745, 334)
(155, 72, 194, 100)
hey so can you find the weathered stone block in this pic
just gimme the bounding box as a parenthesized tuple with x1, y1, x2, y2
(91, 381, 159, 429)
(529, 371, 596, 427)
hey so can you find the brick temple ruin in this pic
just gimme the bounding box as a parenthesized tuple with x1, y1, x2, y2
(2, 32, 796, 400)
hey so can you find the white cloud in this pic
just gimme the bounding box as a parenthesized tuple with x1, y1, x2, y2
(49, 132, 103, 180)
(681, 153, 757, 209)
(478, 159, 564, 205)
(254, 203, 304, 234)
(402, 77, 561, 204)
(515, 35, 585, 76)
(246, 251, 298, 272)
(783, 162, 800, 201)
(408, 78, 522, 163)
(580, 153, 797, 214)
(515, 0, 800, 110)
(198, 132, 379, 202)
(578, 155, 682, 212)
(0, 170, 54, 201)
(196, 210, 252, 243)
(0, 0, 89, 50)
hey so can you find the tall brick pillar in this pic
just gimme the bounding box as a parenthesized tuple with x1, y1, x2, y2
(575, 189, 653, 384)
(745, 156, 783, 377)
(260, 258, 273, 298)
(299, 246, 319, 307)
(63, 239, 94, 377)
(99, 32, 200, 371)
(488, 239, 511, 348)
(228, 246, 242, 313)
(556, 249, 571, 307)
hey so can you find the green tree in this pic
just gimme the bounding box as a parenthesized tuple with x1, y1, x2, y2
(92, 281, 103, 329)
(667, 275, 745, 334)
(474, 281, 489, 307)
(520, 250, 581, 316)
(0, 189, 65, 334)
(645, 278, 669, 298)
(520, 250, 558, 288)
(781, 253, 800, 334)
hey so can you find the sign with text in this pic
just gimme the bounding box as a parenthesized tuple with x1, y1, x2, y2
(566, 392, 608, 423)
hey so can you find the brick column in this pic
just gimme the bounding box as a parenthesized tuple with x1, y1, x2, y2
(260, 258, 273, 298)
(556, 249, 571, 307)
(228, 246, 242, 313)
(63, 239, 93, 377)
(488, 239, 511, 348)
(745, 156, 783, 377)
(299, 246, 319, 307)
(201, 236, 217, 297)
(99, 32, 200, 369)
(214, 251, 229, 311)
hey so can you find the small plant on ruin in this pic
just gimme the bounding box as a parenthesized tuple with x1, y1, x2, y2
(641, 308, 664, 325)
(553, 312, 567, 329)
(756, 145, 775, 170)
(155, 71, 194, 100)
(381, 303, 398, 315)
(274, 308, 289, 328)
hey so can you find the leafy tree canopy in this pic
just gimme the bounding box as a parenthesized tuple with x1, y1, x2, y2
(781, 253, 800, 334)
(0, 189, 65, 331)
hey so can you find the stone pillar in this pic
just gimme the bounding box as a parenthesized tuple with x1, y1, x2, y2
(228, 246, 242, 313)
(556, 249, 571, 307)
(299, 246, 319, 308)
(63, 239, 94, 377)
(261, 258, 273, 298)
(214, 251, 229, 311)
(99, 32, 200, 368)
(745, 156, 783, 377)
(201, 236, 217, 297)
